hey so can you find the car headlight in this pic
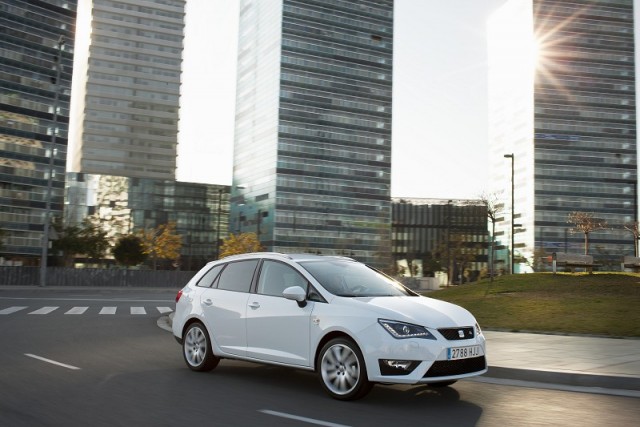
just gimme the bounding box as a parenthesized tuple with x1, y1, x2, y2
(378, 319, 436, 340)
(475, 322, 483, 336)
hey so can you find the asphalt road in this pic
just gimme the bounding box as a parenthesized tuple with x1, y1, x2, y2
(1, 287, 638, 426)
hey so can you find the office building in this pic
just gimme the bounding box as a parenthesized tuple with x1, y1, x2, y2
(392, 198, 489, 282)
(0, 0, 76, 264)
(68, 0, 185, 180)
(230, 0, 394, 268)
(488, 0, 636, 270)
(65, 173, 230, 269)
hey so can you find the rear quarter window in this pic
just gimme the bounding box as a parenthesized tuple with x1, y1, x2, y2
(217, 259, 259, 292)
(196, 264, 224, 288)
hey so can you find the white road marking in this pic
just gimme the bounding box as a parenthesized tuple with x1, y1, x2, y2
(24, 354, 81, 370)
(0, 306, 28, 315)
(29, 306, 58, 315)
(1, 305, 171, 316)
(65, 307, 89, 315)
(0, 296, 172, 303)
(259, 410, 351, 427)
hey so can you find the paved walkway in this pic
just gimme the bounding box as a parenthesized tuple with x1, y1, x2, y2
(482, 331, 640, 394)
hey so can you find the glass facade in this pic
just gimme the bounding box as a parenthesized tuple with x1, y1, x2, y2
(231, 0, 393, 268)
(67, 0, 184, 180)
(65, 173, 230, 270)
(392, 198, 489, 282)
(0, 0, 76, 264)
(489, 0, 636, 270)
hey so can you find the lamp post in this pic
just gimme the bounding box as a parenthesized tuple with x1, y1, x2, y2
(504, 153, 514, 274)
(40, 35, 65, 287)
(215, 188, 223, 259)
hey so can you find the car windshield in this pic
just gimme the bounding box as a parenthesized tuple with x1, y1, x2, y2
(298, 259, 414, 297)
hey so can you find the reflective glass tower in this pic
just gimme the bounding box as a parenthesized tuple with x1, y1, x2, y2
(230, 0, 393, 267)
(489, 0, 636, 270)
(68, 0, 184, 180)
(0, 0, 76, 264)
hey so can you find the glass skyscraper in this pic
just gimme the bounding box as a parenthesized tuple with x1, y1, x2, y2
(0, 0, 76, 264)
(488, 0, 636, 269)
(230, 0, 394, 268)
(68, 0, 184, 180)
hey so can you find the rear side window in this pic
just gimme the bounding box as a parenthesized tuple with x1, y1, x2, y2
(196, 264, 224, 288)
(217, 260, 259, 292)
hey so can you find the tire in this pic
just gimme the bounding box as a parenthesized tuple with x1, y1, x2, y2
(317, 338, 372, 401)
(428, 380, 457, 387)
(182, 322, 219, 372)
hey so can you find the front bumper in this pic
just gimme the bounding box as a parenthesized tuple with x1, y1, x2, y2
(360, 325, 487, 384)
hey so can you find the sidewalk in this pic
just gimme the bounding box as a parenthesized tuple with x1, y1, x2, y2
(482, 330, 640, 394)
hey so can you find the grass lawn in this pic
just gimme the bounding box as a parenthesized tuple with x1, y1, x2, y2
(426, 273, 640, 337)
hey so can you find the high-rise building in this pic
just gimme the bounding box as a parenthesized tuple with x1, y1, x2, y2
(488, 0, 636, 270)
(0, 0, 76, 264)
(230, 0, 394, 267)
(68, 0, 185, 180)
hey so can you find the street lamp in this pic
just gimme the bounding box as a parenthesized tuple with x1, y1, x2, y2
(40, 35, 65, 287)
(504, 153, 514, 274)
(215, 188, 224, 259)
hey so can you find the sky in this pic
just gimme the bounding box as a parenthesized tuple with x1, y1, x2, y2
(177, 0, 507, 200)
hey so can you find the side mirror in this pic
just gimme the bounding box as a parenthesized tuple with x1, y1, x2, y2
(283, 286, 307, 307)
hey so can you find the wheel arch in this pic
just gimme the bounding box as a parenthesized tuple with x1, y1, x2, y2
(313, 330, 357, 372)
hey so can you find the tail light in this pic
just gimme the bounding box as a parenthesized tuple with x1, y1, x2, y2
(175, 289, 183, 303)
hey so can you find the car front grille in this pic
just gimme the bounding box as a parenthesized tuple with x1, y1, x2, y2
(438, 327, 475, 340)
(423, 356, 486, 378)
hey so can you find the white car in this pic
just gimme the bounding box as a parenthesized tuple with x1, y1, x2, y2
(173, 253, 487, 400)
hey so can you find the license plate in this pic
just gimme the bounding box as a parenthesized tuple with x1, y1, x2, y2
(447, 345, 481, 360)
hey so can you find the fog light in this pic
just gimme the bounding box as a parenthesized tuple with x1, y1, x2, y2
(379, 359, 420, 375)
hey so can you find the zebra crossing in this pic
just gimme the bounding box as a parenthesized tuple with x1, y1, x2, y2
(0, 305, 173, 316)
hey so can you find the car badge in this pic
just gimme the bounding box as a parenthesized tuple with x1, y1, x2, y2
(458, 330, 465, 338)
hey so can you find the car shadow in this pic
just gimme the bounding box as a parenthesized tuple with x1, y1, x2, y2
(207, 361, 484, 425)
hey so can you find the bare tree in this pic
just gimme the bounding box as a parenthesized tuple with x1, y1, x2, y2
(623, 221, 640, 257)
(567, 212, 607, 255)
(480, 192, 503, 282)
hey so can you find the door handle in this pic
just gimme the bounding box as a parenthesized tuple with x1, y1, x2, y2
(203, 299, 213, 306)
(248, 302, 260, 309)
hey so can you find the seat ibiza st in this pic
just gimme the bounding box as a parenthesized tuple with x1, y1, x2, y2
(173, 253, 486, 400)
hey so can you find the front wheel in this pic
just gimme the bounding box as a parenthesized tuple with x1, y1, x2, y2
(317, 338, 372, 401)
(182, 322, 219, 372)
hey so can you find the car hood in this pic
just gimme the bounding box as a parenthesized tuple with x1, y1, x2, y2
(342, 295, 477, 328)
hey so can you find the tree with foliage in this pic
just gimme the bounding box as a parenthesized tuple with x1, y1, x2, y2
(218, 232, 264, 259)
(113, 235, 147, 267)
(567, 211, 607, 255)
(51, 219, 109, 267)
(81, 220, 109, 265)
(139, 221, 182, 269)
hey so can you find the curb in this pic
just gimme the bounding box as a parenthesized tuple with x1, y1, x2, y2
(484, 366, 640, 392)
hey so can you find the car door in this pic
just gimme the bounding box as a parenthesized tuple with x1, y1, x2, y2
(245, 260, 314, 367)
(200, 259, 259, 357)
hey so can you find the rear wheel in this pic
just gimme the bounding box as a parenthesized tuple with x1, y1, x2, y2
(318, 338, 372, 401)
(183, 322, 219, 372)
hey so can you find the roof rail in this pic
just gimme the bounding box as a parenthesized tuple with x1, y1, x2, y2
(220, 252, 292, 260)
